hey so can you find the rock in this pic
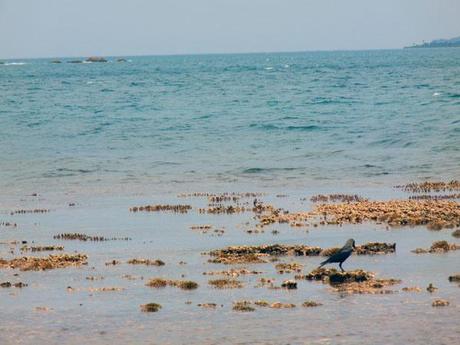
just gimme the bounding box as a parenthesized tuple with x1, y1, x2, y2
(270, 302, 296, 309)
(208, 278, 243, 289)
(402, 286, 422, 292)
(233, 301, 255, 312)
(116, 58, 127, 62)
(281, 280, 297, 289)
(448, 274, 460, 282)
(302, 301, 322, 307)
(146, 278, 198, 290)
(426, 283, 438, 293)
(140, 303, 162, 312)
(86, 56, 107, 63)
(432, 299, 449, 307)
(51, 60, 62, 64)
(452, 229, 460, 238)
(67, 60, 83, 64)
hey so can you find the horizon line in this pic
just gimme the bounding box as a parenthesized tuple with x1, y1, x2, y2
(0, 46, 411, 61)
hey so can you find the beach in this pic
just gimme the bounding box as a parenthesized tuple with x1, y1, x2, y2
(1, 49, 460, 344)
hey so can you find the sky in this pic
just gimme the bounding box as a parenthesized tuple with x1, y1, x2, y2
(0, 0, 459, 59)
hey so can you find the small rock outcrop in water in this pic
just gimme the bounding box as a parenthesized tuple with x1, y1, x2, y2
(448, 274, 460, 282)
(296, 268, 400, 294)
(0, 254, 88, 271)
(208, 242, 395, 264)
(127, 259, 165, 266)
(208, 278, 243, 289)
(130, 204, 192, 213)
(412, 241, 460, 254)
(86, 56, 107, 62)
(432, 299, 449, 307)
(146, 278, 198, 290)
(140, 303, 162, 312)
(1, 281, 28, 288)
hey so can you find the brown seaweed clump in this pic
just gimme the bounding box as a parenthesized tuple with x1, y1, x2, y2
(432, 299, 449, 307)
(1, 281, 28, 288)
(127, 259, 165, 266)
(146, 278, 198, 290)
(130, 204, 192, 213)
(448, 274, 460, 282)
(296, 268, 400, 294)
(313, 199, 460, 230)
(208, 253, 267, 265)
(402, 287, 422, 292)
(197, 303, 219, 309)
(412, 241, 460, 254)
(232, 301, 255, 312)
(281, 280, 297, 289)
(203, 268, 263, 277)
(302, 301, 323, 307)
(208, 278, 243, 289)
(140, 303, 162, 312)
(0, 254, 88, 271)
(10, 209, 49, 215)
(334, 279, 400, 295)
(21, 245, 64, 252)
(310, 194, 366, 203)
(297, 268, 373, 284)
(275, 262, 303, 274)
(0, 221, 17, 228)
(320, 243, 396, 256)
(53, 233, 131, 241)
(270, 302, 296, 309)
(452, 229, 460, 238)
(397, 181, 460, 193)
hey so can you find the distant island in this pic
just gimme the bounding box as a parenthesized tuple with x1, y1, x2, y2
(406, 36, 460, 48)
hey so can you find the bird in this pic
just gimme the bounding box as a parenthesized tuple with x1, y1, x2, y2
(318, 239, 356, 272)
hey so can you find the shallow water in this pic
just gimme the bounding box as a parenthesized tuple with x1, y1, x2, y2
(0, 187, 459, 345)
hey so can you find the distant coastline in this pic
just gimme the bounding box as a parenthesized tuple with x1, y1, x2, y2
(405, 36, 460, 48)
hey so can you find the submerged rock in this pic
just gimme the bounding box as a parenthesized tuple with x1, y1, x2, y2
(233, 301, 255, 312)
(0, 254, 87, 271)
(432, 299, 449, 307)
(130, 204, 192, 213)
(146, 278, 198, 290)
(412, 241, 460, 254)
(208, 278, 243, 289)
(297, 268, 373, 284)
(297, 268, 400, 294)
(448, 274, 460, 282)
(140, 303, 162, 312)
(302, 300, 323, 307)
(281, 280, 297, 289)
(127, 258, 165, 266)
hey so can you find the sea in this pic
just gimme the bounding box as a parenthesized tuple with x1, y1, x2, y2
(1, 49, 459, 202)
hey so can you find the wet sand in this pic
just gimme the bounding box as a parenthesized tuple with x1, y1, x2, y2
(1, 184, 459, 345)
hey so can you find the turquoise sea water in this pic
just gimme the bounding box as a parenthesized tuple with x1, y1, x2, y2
(1, 49, 459, 198)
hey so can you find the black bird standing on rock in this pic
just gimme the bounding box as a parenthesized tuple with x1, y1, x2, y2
(318, 239, 356, 272)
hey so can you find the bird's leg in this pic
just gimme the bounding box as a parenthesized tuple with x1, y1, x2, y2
(339, 262, 344, 272)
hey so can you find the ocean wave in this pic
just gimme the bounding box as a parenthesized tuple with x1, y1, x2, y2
(2, 62, 27, 66)
(241, 167, 300, 174)
(249, 123, 321, 131)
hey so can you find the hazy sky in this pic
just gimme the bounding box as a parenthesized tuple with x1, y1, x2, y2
(1, 0, 459, 58)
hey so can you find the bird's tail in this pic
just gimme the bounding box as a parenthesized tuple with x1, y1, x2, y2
(318, 258, 328, 269)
